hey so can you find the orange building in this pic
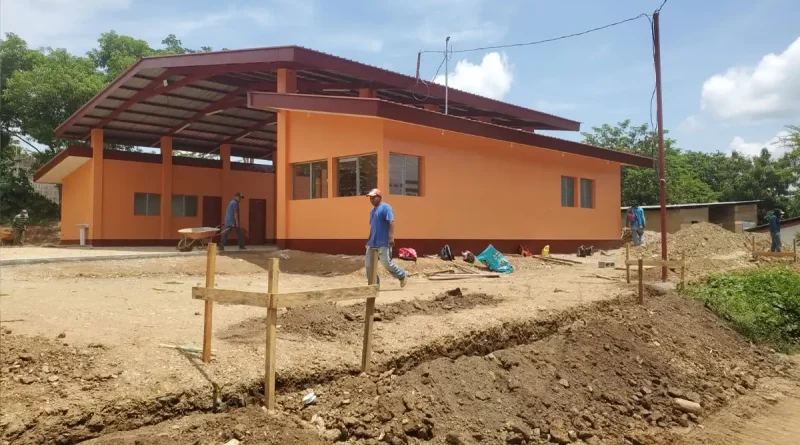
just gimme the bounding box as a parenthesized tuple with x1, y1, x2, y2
(35, 46, 652, 253)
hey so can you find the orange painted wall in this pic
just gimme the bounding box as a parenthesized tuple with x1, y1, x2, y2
(60, 160, 94, 240)
(60, 156, 275, 242)
(102, 159, 162, 240)
(283, 112, 621, 242)
(285, 112, 384, 240)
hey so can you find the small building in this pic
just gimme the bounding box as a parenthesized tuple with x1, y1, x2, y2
(620, 201, 759, 234)
(35, 45, 652, 253)
(746, 215, 800, 242)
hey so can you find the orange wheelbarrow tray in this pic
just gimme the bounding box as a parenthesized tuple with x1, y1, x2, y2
(177, 227, 222, 252)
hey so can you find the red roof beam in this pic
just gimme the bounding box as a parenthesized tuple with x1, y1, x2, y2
(220, 116, 278, 145)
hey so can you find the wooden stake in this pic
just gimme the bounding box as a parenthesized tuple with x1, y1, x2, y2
(794, 240, 798, 263)
(202, 243, 217, 364)
(752, 235, 756, 260)
(637, 258, 644, 305)
(361, 248, 379, 374)
(625, 243, 631, 284)
(265, 258, 279, 411)
(680, 250, 686, 290)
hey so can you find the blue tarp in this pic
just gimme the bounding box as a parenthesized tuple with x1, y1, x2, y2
(476, 244, 514, 274)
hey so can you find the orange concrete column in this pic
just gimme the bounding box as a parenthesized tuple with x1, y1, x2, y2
(160, 136, 173, 239)
(358, 88, 376, 98)
(276, 111, 289, 246)
(90, 128, 104, 241)
(220, 144, 231, 223)
(378, 135, 389, 195)
(277, 69, 297, 93)
(327, 156, 335, 198)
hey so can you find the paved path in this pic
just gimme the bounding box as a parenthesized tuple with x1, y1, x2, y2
(0, 245, 278, 265)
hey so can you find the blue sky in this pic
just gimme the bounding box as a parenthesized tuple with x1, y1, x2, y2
(3, 0, 799, 157)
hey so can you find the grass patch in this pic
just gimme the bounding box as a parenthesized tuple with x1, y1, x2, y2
(688, 267, 800, 352)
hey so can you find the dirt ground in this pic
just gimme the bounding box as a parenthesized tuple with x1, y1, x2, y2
(83, 292, 798, 445)
(1, 238, 799, 444)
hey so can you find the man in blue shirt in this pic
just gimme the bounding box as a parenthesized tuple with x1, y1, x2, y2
(366, 188, 407, 288)
(769, 209, 782, 252)
(219, 192, 246, 251)
(628, 204, 647, 247)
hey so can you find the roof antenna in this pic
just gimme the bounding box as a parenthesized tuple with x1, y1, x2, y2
(444, 36, 450, 115)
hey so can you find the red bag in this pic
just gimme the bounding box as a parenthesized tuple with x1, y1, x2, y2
(398, 247, 418, 262)
(518, 244, 533, 257)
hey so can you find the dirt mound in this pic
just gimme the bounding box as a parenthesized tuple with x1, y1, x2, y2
(219, 289, 499, 344)
(275, 294, 794, 444)
(0, 330, 120, 443)
(79, 292, 797, 445)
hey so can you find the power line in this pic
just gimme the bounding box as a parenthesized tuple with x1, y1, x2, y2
(419, 13, 650, 56)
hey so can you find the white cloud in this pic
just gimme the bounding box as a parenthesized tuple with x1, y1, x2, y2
(0, 0, 132, 49)
(728, 130, 790, 157)
(386, 0, 508, 46)
(433, 52, 513, 100)
(677, 115, 701, 132)
(701, 37, 800, 121)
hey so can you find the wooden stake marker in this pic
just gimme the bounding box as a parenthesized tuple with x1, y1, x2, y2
(193, 251, 381, 411)
(625, 251, 687, 304)
(625, 243, 631, 284)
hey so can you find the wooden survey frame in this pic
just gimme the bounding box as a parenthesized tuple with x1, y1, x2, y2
(751, 235, 798, 262)
(625, 243, 686, 304)
(194, 244, 381, 410)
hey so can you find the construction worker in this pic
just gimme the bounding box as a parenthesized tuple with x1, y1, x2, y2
(219, 192, 246, 252)
(769, 209, 782, 252)
(627, 204, 646, 247)
(12, 209, 29, 246)
(365, 188, 407, 288)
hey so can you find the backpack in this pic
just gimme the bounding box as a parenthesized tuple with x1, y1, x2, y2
(439, 244, 454, 261)
(626, 208, 637, 223)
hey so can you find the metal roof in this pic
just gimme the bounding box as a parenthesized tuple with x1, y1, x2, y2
(56, 46, 582, 159)
(620, 200, 762, 211)
(250, 92, 654, 167)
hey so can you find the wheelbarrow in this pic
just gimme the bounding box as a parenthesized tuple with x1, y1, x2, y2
(177, 226, 224, 252)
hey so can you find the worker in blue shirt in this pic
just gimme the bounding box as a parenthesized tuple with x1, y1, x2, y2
(769, 209, 782, 252)
(219, 192, 246, 251)
(627, 204, 647, 247)
(365, 188, 407, 288)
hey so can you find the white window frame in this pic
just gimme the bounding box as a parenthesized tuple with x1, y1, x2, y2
(389, 153, 421, 196)
(292, 160, 328, 200)
(561, 176, 575, 208)
(337, 154, 377, 197)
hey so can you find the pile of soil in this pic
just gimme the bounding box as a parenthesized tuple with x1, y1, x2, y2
(0, 330, 119, 443)
(0, 224, 60, 246)
(631, 223, 793, 280)
(79, 293, 797, 445)
(219, 289, 499, 344)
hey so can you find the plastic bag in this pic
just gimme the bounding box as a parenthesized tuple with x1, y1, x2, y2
(476, 244, 514, 274)
(398, 247, 418, 262)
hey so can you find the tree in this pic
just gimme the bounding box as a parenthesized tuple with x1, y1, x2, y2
(582, 120, 718, 207)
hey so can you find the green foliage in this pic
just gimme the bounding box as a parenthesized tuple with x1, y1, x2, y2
(688, 268, 800, 351)
(583, 121, 800, 220)
(0, 145, 59, 224)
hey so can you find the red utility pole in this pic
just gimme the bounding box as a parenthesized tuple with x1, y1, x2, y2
(653, 11, 668, 281)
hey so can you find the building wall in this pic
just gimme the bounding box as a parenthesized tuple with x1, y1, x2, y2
(60, 161, 94, 241)
(60, 156, 275, 243)
(282, 112, 622, 253)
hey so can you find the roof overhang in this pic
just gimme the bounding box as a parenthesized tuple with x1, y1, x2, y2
(248, 92, 653, 168)
(33, 146, 92, 184)
(54, 46, 581, 159)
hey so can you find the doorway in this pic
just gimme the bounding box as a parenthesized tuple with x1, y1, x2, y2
(202, 196, 222, 228)
(249, 199, 267, 245)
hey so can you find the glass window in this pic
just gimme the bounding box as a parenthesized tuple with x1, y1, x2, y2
(292, 161, 328, 200)
(337, 154, 377, 197)
(580, 178, 594, 209)
(389, 154, 421, 196)
(172, 195, 198, 217)
(134, 193, 161, 216)
(560, 176, 575, 208)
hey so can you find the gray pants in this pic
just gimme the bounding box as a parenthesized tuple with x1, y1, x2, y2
(771, 232, 781, 252)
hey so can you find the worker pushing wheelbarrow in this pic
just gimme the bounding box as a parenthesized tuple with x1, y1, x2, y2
(177, 192, 250, 252)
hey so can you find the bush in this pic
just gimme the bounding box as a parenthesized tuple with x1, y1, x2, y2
(688, 268, 800, 352)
